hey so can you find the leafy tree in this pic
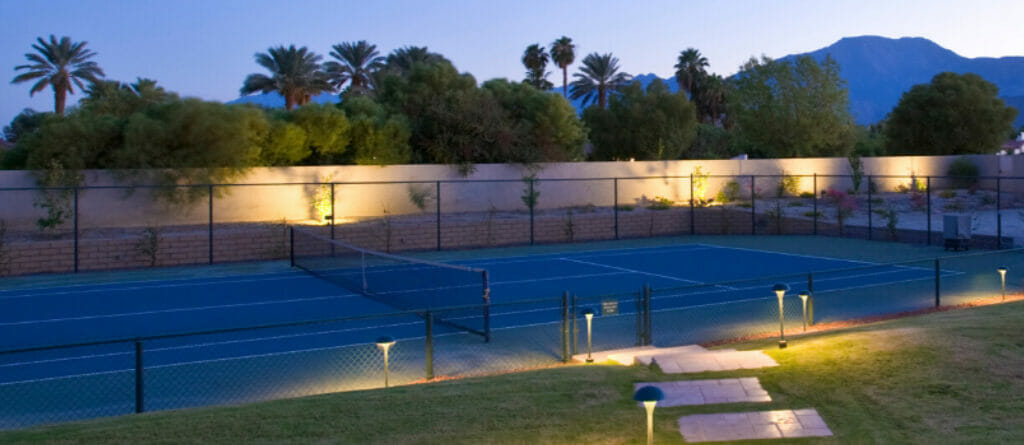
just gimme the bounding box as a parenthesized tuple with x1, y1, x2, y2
(549, 36, 575, 98)
(79, 77, 177, 118)
(261, 119, 308, 166)
(689, 123, 739, 159)
(483, 79, 585, 162)
(521, 44, 553, 90)
(324, 40, 384, 97)
(729, 55, 855, 158)
(340, 96, 411, 165)
(673, 48, 708, 98)
(585, 79, 696, 160)
(852, 123, 886, 156)
(885, 72, 1018, 155)
(3, 109, 48, 144)
(12, 35, 105, 115)
(288, 103, 351, 163)
(695, 73, 727, 125)
(569, 53, 631, 109)
(240, 45, 329, 110)
(381, 46, 447, 77)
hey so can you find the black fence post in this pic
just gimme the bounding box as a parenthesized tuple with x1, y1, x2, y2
(807, 272, 814, 294)
(926, 177, 931, 245)
(570, 295, 578, 356)
(134, 341, 144, 414)
(644, 284, 652, 346)
(934, 258, 941, 307)
(73, 186, 79, 273)
(997, 177, 1002, 249)
(813, 174, 818, 235)
(750, 175, 756, 235)
(425, 311, 433, 380)
(636, 287, 644, 346)
(482, 270, 491, 343)
(329, 183, 336, 241)
(867, 175, 873, 240)
(289, 227, 295, 267)
(529, 179, 535, 245)
(613, 178, 619, 240)
(561, 291, 570, 362)
(689, 174, 695, 235)
(436, 181, 442, 251)
(208, 185, 214, 264)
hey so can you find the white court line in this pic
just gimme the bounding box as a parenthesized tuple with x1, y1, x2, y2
(692, 243, 884, 266)
(560, 257, 739, 290)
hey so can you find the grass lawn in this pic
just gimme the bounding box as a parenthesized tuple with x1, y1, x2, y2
(3, 301, 1022, 444)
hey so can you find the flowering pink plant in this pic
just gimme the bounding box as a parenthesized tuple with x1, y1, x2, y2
(824, 188, 858, 232)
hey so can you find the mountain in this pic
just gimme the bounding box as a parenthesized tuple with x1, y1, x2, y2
(786, 36, 1024, 126)
(228, 92, 339, 108)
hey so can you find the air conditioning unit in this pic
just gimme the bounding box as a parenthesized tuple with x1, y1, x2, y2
(943, 214, 971, 251)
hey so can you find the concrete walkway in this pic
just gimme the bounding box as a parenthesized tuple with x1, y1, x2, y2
(633, 378, 771, 406)
(677, 409, 833, 442)
(572, 344, 779, 373)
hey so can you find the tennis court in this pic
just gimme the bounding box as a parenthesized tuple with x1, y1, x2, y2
(0, 234, 974, 428)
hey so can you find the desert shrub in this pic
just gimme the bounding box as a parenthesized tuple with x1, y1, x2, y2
(716, 180, 741, 203)
(946, 157, 979, 189)
(646, 196, 673, 210)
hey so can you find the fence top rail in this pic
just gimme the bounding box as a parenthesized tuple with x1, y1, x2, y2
(3, 174, 1024, 192)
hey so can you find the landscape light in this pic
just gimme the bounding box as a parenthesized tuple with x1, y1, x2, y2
(375, 336, 396, 388)
(633, 386, 665, 445)
(798, 291, 810, 332)
(773, 283, 790, 349)
(998, 267, 1008, 301)
(582, 308, 596, 363)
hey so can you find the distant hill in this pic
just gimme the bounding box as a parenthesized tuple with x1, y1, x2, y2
(225, 36, 1024, 128)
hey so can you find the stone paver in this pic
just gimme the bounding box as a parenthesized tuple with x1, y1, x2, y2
(633, 378, 771, 406)
(677, 409, 833, 442)
(653, 349, 778, 373)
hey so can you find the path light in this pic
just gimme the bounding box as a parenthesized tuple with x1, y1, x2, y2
(798, 291, 810, 332)
(634, 386, 664, 445)
(582, 308, 595, 363)
(773, 283, 790, 349)
(998, 267, 1008, 301)
(375, 336, 396, 388)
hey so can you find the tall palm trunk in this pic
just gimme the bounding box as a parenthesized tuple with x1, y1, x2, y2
(562, 67, 568, 97)
(284, 95, 295, 111)
(598, 85, 607, 109)
(54, 85, 67, 115)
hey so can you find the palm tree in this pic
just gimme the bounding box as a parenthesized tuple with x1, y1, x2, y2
(522, 44, 552, 89)
(674, 48, 708, 98)
(324, 40, 384, 96)
(550, 36, 575, 98)
(696, 74, 727, 125)
(12, 35, 105, 115)
(383, 46, 444, 75)
(240, 45, 329, 110)
(569, 53, 631, 109)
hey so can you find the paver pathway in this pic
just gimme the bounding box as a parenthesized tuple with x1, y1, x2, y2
(633, 377, 771, 406)
(573, 345, 778, 372)
(677, 409, 833, 442)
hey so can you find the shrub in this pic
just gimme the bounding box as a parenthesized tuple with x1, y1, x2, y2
(646, 196, 673, 210)
(799, 191, 815, 199)
(824, 188, 858, 233)
(873, 207, 899, 240)
(777, 172, 800, 198)
(848, 154, 864, 194)
(407, 185, 433, 212)
(716, 180, 741, 203)
(692, 166, 709, 205)
(947, 157, 979, 189)
(802, 210, 823, 218)
(521, 175, 540, 209)
(938, 190, 956, 199)
(910, 191, 927, 211)
(616, 205, 635, 211)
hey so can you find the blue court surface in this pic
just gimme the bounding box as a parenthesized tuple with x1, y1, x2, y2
(0, 242, 945, 387)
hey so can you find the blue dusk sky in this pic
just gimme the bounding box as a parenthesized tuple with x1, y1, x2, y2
(2, 0, 1023, 127)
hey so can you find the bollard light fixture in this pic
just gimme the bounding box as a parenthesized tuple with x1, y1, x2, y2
(773, 283, 790, 349)
(582, 308, 595, 363)
(376, 336, 396, 388)
(998, 267, 1008, 301)
(798, 291, 810, 332)
(634, 386, 665, 445)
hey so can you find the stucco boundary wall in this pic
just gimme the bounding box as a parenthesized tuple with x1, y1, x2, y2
(1, 155, 1021, 233)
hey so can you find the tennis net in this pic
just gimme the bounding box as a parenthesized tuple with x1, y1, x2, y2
(290, 226, 490, 340)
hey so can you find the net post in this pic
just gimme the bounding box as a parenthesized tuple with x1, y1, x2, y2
(644, 284, 652, 346)
(867, 175, 873, 240)
(750, 175, 756, 235)
(562, 291, 570, 362)
(134, 341, 144, 413)
(73, 186, 79, 273)
(997, 177, 1002, 249)
(690, 174, 695, 235)
(813, 173, 818, 235)
(425, 311, 434, 380)
(529, 179, 535, 245)
(613, 178, 619, 240)
(361, 251, 368, 293)
(482, 270, 491, 343)
(636, 288, 643, 346)
(934, 258, 940, 307)
(926, 176, 932, 245)
(208, 184, 214, 264)
(436, 181, 442, 251)
(289, 226, 295, 267)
